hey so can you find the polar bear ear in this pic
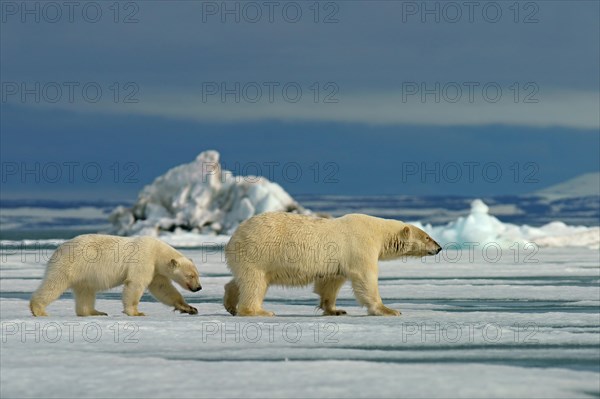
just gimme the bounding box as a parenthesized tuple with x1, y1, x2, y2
(170, 258, 179, 269)
(402, 226, 411, 238)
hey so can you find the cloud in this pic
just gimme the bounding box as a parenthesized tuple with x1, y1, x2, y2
(1, 1, 598, 130)
(10, 87, 599, 130)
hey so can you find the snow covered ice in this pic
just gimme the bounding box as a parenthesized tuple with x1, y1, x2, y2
(1, 245, 599, 398)
(415, 199, 600, 250)
(109, 150, 308, 237)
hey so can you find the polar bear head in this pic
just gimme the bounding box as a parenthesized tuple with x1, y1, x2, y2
(168, 257, 202, 292)
(381, 223, 442, 259)
(401, 225, 442, 257)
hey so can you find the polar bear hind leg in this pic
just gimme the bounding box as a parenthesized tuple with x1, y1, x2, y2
(30, 269, 71, 317)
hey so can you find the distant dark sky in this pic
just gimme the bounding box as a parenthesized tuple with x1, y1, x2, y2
(1, 1, 599, 199)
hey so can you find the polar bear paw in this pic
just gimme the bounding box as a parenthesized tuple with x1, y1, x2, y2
(175, 304, 198, 315)
(323, 309, 347, 316)
(369, 305, 401, 316)
(237, 308, 275, 317)
(87, 310, 108, 316)
(124, 309, 146, 316)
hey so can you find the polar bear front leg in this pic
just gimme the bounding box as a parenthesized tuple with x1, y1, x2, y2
(314, 276, 347, 316)
(148, 275, 198, 315)
(350, 269, 401, 316)
(122, 280, 147, 316)
(223, 279, 240, 316)
(236, 271, 274, 317)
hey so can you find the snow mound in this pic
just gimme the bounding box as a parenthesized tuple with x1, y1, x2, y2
(109, 150, 308, 236)
(415, 199, 600, 249)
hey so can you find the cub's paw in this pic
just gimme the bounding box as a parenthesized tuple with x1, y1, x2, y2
(30, 302, 48, 317)
(177, 305, 198, 315)
(31, 311, 48, 317)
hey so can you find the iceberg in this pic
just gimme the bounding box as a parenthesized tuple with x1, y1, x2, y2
(415, 199, 599, 250)
(109, 150, 308, 236)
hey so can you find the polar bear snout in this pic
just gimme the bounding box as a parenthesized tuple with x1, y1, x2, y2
(190, 284, 202, 292)
(427, 240, 443, 255)
(428, 245, 442, 255)
(184, 277, 202, 292)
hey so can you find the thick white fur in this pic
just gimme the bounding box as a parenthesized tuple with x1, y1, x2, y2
(30, 234, 201, 317)
(224, 212, 441, 317)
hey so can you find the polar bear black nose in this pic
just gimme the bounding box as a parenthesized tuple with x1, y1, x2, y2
(193, 286, 202, 292)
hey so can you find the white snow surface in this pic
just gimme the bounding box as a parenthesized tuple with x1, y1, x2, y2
(1, 246, 599, 398)
(109, 150, 308, 236)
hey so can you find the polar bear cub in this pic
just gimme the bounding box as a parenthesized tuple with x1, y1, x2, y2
(30, 234, 201, 317)
(224, 212, 442, 317)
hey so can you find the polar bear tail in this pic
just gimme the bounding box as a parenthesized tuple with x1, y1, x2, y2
(223, 279, 239, 316)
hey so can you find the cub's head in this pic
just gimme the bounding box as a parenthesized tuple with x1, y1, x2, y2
(382, 223, 442, 259)
(168, 257, 202, 292)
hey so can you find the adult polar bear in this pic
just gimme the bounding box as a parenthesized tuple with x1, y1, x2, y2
(224, 212, 442, 316)
(30, 235, 202, 317)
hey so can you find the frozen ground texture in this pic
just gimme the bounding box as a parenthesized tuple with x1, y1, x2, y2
(109, 150, 307, 236)
(1, 247, 599, 398)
